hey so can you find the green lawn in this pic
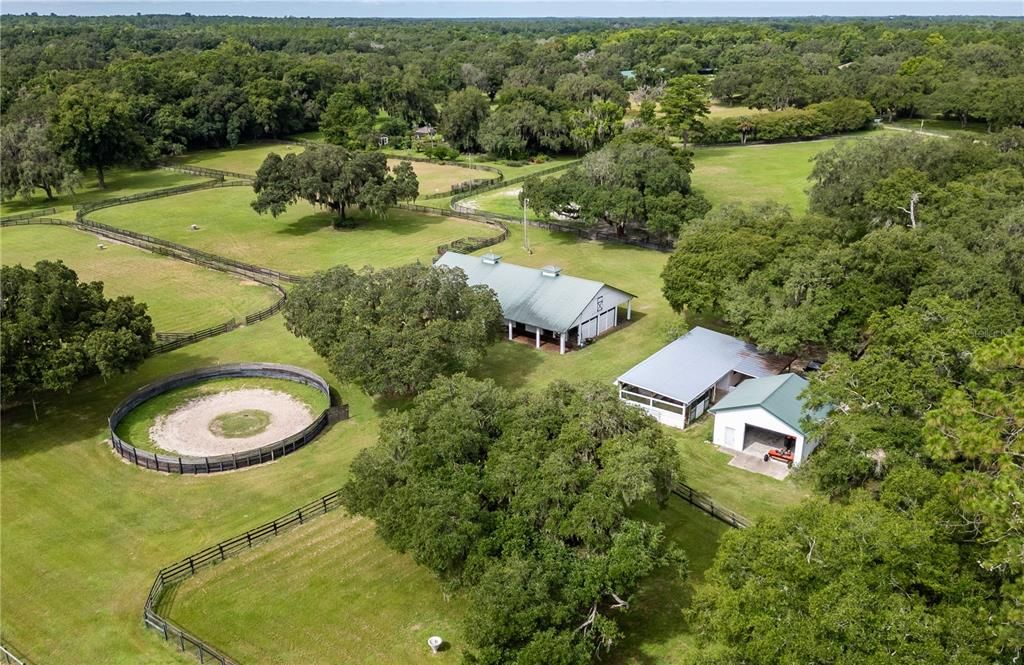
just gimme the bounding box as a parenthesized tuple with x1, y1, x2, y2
(668, 421, 809, 522)
(691, 137, 869, 211)
(0, 225, 279, 331)
(114, 376, 329, 453)
(166, 509, 468, 664)
(2, 146, 810, 664)
(169, 141, 499, 196)
(168, 142, 305, 175)
(883, 117, 988, 137)
(88, 186, 497, 275)
(460, 182, 541, 220)
(0, 168, 207, 219)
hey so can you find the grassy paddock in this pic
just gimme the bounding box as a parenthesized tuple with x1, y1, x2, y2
(0, 225, 279, 331)
(169, 141, 499, 196)
(88, 187, 496, 274)
(1, 149, 806, 664)
(114, 376, 330, 453)
(166, 510, 468, 664)
(691, 136, 869, 211)
(0, 168, 207, 218)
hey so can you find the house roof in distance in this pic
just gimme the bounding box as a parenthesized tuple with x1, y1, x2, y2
(709, 373, 828, 435)
(434, 251, 633, 333)
(616, 326, 788, 405)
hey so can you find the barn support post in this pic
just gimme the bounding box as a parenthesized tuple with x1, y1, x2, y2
(508, 321, 513, 340)
(560, 332, 566, 355)
(535, 328, 540, 349)
(627, 300, 632, 320)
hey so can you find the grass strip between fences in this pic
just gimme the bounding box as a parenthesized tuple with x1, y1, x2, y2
(142, 479, 747, 665)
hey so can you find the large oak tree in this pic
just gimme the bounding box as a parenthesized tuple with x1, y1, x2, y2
(342, 375, 683, 663)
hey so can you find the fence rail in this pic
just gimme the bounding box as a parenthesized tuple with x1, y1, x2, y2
(109, 363, 343, 474)
(1, 215, 292, 354)
(73, 179, 245, 218)
(672, 481, 751, 529)
(159, 163, 254, 181)
(0, 643, 27, 665)
(4, 214, 302, 286)
(144, 488, 347, 665)
(0, 207, 57, 223)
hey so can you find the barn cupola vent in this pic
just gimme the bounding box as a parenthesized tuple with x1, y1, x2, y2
(541, 265, 562, 277)
(481, 253, 502, 265)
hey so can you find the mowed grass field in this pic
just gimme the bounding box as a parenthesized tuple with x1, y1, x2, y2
(2, 140, 813, 664)
(88, 186, 496, 275)
(0, 225, 279, 331)
(691, 136, 869, 211)
(168, 140, 498, 196)
(0, 168, 207, 219)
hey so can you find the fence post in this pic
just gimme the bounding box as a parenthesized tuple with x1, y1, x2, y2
(298, 507, 304, 525)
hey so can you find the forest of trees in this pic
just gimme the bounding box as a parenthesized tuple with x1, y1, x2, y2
(2, 16, 1023, 195)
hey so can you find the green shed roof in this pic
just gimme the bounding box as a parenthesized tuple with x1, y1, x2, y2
(709, 373, 827, 435)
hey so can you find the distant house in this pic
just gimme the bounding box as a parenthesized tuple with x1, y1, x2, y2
(435, 251, 634, 354)
(615, 327, 790, 429)
(709, 373, 828, 467)
(414, 125, 437, 138)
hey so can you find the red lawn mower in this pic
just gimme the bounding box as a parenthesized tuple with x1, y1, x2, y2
(764, 436, 797, 468)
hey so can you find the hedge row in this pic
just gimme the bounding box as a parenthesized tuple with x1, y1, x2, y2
(699, 98, 876, 144)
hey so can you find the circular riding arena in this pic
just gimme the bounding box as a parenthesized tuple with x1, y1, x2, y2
(109, 363, 342, 474)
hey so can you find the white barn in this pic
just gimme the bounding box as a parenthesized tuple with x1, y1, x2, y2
(615, 327, 790, 428)
(435, 251, 634, 354)
(709, 373, 828, 467)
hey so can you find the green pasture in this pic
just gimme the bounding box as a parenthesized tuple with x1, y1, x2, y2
(0, 225, 279, 331)
(168, 142, 305, 175)
(691, 137, 867, 211)
(88, 187, 496, 275)
(2, 143, 811, 665)
(0, 168, 207, 219)
(114, 376, 329, 453)
(167, 509, 469, 664)
(168, 141, 503, 196)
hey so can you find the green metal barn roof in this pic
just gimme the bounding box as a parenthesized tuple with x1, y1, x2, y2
(434, 251, 633, 333)
(709, 373, 827, 435)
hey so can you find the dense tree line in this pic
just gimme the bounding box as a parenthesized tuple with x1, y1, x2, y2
(2, 16, 1021, 197)
(662, 132, 1024, 354)
(0, 261, 154, 416)
(660, 132, 1023, 664)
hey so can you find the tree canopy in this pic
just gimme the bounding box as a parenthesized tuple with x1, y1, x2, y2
(283, 263, 503, 397)
(1, 261, 154, 414)
(342, 375, 683, 663)
(521, 129, 710, 240)
(251, 145, 418, 224)
(662, 133, 1024, 354)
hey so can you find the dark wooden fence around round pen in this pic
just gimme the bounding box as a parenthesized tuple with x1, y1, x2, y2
(109, 363, 345, 474)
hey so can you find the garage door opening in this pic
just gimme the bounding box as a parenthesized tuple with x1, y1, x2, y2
(743, 424, 796, 463)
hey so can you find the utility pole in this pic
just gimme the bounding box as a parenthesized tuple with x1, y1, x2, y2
(522, 196, 532, 254)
